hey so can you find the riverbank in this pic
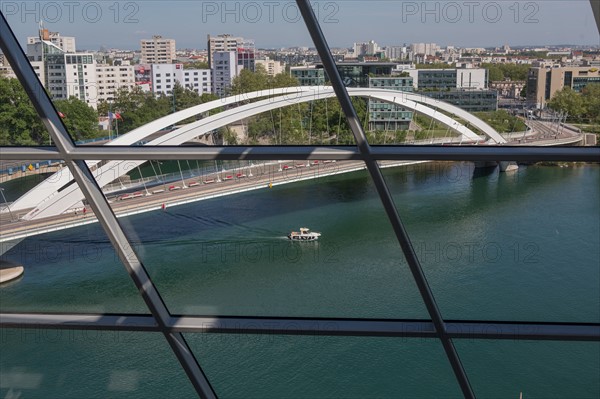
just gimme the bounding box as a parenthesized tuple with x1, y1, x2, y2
(0, 260, 24, 284)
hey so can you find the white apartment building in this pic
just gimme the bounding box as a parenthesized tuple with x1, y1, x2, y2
(27, 39, 99, 108)
(28, 29, 76, 53)
(385, 46, 408, 61)
(255, 57, 285, 76)
(207, 34, 255, 71)
(212, 51, 239, 97)
(410, 43, 439, 56)
(354, 41, 380, 57)
(141, 36, 177, 64)
(96, 63, 136, 103)
(151, 64, 211, 96)
(0, 52, 17, 79)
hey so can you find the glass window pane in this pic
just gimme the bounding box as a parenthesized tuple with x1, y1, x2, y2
(455, 340, 600, 399)
(0, 329, 197, 398)
(381, 161, 600, 323)
(186, 334, 462, 398)
(1, 163, 148, 313)
(108, 159, 430, 319)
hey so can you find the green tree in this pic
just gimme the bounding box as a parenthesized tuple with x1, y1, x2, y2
(54, 96, 101, 141)
(98, 87, 171, 134)
(547, 87, 586, 121)
(520, 84, 527, 98)
(184, 61, 210, 70)
(581, 84, 600, 124)
(487, 65, 504, 82)
(0, 75, 48, 145)
(230, 64, 271, 95)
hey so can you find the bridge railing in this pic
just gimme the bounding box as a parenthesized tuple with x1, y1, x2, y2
(0, 160, 64, 176)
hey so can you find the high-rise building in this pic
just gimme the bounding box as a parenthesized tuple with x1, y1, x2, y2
(27, 29, 76, 53)
(211, 51, 238, 97)
(354, 40, 380, 57)
(207, 34, 255, 72)
(141, 36, 177, 64)
(410, 43, 439, 56)
(26, 29, 99, 109)
(96, 63, 136, 103)
(385, 46, 407, 61)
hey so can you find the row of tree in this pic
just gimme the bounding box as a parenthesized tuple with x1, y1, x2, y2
(481, 63, 531, 82)
(0, 74, 221, 145)
(547, 84, 600, 124)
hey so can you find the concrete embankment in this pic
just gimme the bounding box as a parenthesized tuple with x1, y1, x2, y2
(0, 260, 24, 284)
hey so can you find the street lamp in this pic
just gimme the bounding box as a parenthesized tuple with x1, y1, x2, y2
(0, 187, 14, 222)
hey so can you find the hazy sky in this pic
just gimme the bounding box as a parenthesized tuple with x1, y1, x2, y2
(2, 1, 599, 50)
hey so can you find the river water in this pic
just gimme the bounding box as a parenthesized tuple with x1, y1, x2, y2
(1, 162, 598, 398)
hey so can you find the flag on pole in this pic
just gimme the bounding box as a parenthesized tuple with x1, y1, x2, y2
(108, 112, 123, 120)
(58, 111, 66, 118)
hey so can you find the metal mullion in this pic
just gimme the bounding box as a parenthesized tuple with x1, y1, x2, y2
(295, 1, 475, 397)
(1, 146, 599, 162)
(2, 146, 600, 163)
(0, 147, 62, 160)
(0, 12, 215, 399)
(3, 313, 599, 341)
(68, 159, 216, 399)
(0, 313, 159, 331)
(0, 13, 74, 156)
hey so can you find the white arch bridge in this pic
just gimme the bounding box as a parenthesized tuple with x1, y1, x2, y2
(8, 86, 505, 221)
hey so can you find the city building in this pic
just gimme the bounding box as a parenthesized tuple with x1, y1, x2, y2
(211, 51, 238, 97)
(490, 80, 526, 99)
(526, 65, 600, 109)
(207, 34, 255, 72)
(410, 43, 439, 56)
(26, 32, 99, 108)
(27, 29, 76, 53)
(255, 57, 286, 76)
(141, 36, 177, 64)
(134, 64, 152, 92)
(0, 51, 16, 78)
(290, 65, 326, 86)
(385, 46, 408, 61)
(406, 68, 488, 91)
(368, 76, 414, 131)
(95, 63, 136, 103)
(151, 63, 212, 96)
(353, 40, 380, 57)
(420, 89, 499, 112)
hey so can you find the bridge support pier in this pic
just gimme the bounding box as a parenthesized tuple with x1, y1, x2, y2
(499, 161, 519, 172)
(473, 161, 497, 169)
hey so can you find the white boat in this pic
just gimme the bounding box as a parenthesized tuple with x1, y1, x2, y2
(288, 228, 321, 241)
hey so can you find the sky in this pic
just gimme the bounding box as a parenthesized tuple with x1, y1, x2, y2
(2, 0, 599, 50)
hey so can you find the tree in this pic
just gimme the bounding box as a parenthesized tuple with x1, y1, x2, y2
(487, 65, 504, 82)
(547, 87, 586, 121)
(98, 87, 172, 135)
(520, 85, 527, 98)
(230, 64, 271, 95)
(581, 84, 600, 124)
(54, 96, 101, 141)
(0, 75, 48, 145)
(184, 61, 209, 70)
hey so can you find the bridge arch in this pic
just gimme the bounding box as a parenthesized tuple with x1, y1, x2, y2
(13, 87, 505, 220)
